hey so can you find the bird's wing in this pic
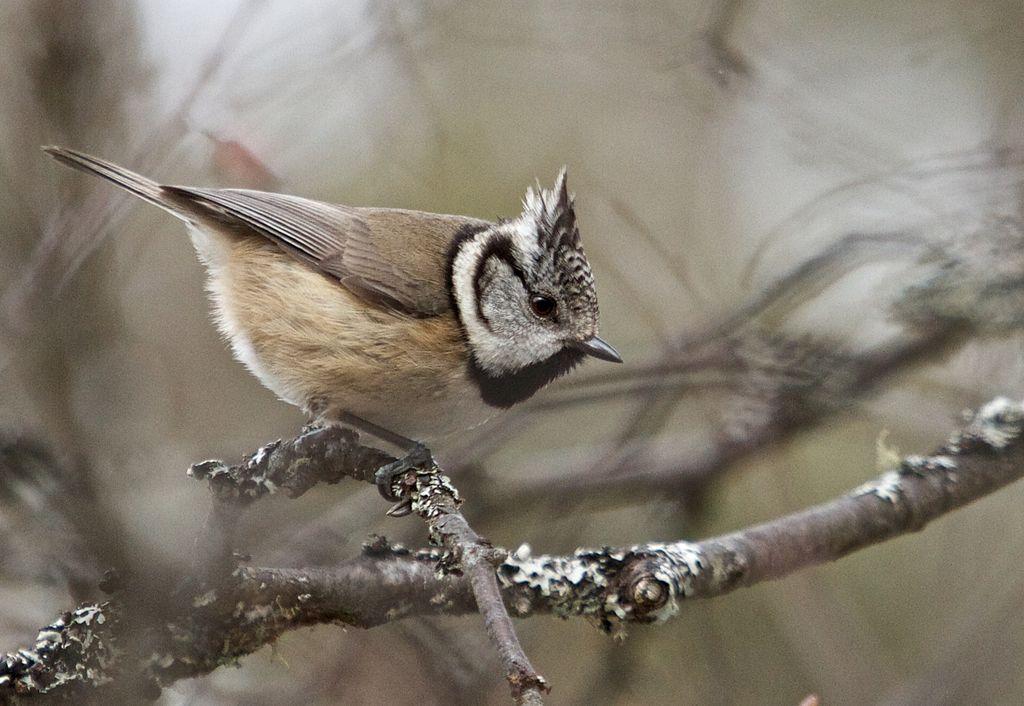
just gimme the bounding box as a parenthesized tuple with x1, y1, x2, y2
(163, 186, 486, 317)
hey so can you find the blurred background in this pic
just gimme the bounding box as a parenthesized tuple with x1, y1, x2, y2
(2, 1, 1024, 704)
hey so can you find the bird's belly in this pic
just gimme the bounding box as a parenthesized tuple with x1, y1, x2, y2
(331, 374, 498, 445)
(255, 348, 497, 445)
(199, 230, 493, 445)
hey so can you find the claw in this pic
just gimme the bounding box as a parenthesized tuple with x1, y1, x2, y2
(385, 498, 415, 517)
(374, 462, 407, 502)
(374, 442, 432, 504)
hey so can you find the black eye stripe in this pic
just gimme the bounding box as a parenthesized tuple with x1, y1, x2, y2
(472, 235, 533, 328)
(472, 258, 491, 330)
(496, 253, 528, 288)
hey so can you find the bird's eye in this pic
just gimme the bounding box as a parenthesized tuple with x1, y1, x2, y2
(529, 295, 556, 319)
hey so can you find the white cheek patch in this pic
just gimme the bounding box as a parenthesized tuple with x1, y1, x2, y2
(452, 233, 488, 337)
(451, 226, 559, 375)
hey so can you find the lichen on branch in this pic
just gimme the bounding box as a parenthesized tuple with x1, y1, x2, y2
(3, 397, 1024, 703)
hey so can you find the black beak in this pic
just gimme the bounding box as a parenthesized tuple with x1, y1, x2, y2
(574, 336, 623, 363)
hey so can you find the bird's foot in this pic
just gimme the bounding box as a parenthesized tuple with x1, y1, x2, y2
(374, 442, 433, 517)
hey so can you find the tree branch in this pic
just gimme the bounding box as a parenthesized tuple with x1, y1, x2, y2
(3, 397, 1023, 701)
(190, 428, 547, 703)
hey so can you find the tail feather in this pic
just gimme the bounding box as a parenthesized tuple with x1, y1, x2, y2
(42, 146, 186, 219)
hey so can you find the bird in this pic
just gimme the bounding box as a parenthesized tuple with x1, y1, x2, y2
(43, 146, 621, 508)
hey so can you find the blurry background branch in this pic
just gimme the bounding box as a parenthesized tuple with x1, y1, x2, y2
(456, 218, 1024, 515)
(2, 395, 1023, 702)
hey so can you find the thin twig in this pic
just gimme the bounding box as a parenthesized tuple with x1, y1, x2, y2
(412, 474, 548, 703)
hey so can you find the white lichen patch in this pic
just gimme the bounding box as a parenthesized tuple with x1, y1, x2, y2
(857, 448, 961, 504)
(646, 541, 705, 602)
(854, 396, 1022, 513)
(408, 465, 462, 529)
(192, 590, 219, 608)
(498, 546, 608, 618)
(252, 442, 275, 466)
(854, 471, 904, 504)
(403, 465, 471, 567)
(35, 628, 61, 643)
(1, 604, 118, 695)
(901, 454, 958, 476)
(965, 397, 1024, 449)
(497, 540, 708, 629)
(186, 460, 224, 479)
(71, 605, 103, 626)
(502, 552, 597, 596)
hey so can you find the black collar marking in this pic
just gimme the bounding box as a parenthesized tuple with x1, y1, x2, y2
(468, 347, 584, 409)
(444, 221, 491, 333)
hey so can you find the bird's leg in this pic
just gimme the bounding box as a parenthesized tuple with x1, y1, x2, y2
(373, 443, 433, 516)
(338, 413, 432, 516)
